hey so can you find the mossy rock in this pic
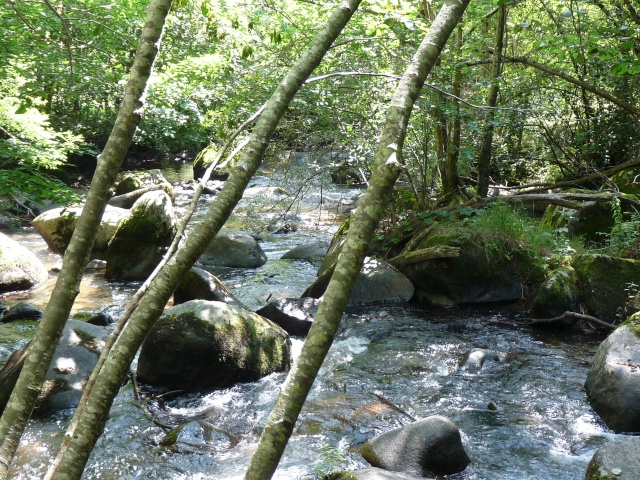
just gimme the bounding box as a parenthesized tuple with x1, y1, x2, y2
(105, 191, 177, 280)
(113, 169, 169, 196)
(584, 429, 640, 479)
(571, 254, 640, 322)
(531, 266, 580, 320)
(193, 145, 233, 180)
(611, 168, 640, 195)
(136, 300, 291, 391)
(0, 233, 48, 292)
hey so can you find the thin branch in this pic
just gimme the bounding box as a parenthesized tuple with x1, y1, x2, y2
(531, 311, 615, 330)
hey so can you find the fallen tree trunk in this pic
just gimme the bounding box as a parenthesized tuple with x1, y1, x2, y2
(388, 245, 460, 267)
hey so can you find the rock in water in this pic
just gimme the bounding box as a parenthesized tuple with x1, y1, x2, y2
(0, 233, 48, 292)
(1, 302, 44, 323)
(136, 300, 291, 391)
(198, 228, 267, 268)
(360, 415, 470, 477)
(105, 191, 177, 280)
(585, 320, 640, 433)
(584, 436, 640, 480)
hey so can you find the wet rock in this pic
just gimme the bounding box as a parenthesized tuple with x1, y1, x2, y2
(281, 241, 329, 268)
(159, 419, 238, 450)
(108, 183, 174, 209)
(0, 233, 48, 292)
(86, 312, 114, 326)
(174, 267, 245, 309)
(105, 191, 177, 281)
(255, 297, 319, 336)
(531, 266, 581, 321)
(198, 228, 267, 269)
(350, 258, 414, 305)
(193, 146, 231, 180)
(1, 302, 44, 323)
(585, 320, 640, 433)
(360, 415, 470, 477)
(32, 204, 128, 257)
(572, 254, 640, 322)
(584, 436, 640, 480)
(0, 320, 108, 414)
(136, 300, 291, 391)
(459, 348, 501, 373)
(329, 468, 426, 479)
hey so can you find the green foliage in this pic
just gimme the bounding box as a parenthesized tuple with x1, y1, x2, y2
(602, 198, 640, 258)
(312, 443, 346, 479)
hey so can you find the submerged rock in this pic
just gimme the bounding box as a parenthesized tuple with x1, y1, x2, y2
(459, 348, 501, 374)
(0, 233, 48, 292)
(360, 415, 470, 477)
(136, 300, 291, 391)
(105, 190, 177, 281)
(584, 436, 640, 480)
(198, 228, 267, 268)
(585, 320, 640, 432)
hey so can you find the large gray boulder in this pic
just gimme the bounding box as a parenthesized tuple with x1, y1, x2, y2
(198, 228, 267, 268)
(0, 233, 48, 292)
(174, 267, 245, 309)
(136, 300, 291, 391)
(350, 258, 414, 305)
(281, 240, 329, 268)
(584, 436, 640, 480)
(585, 319, 640, 433)
(105, 191, 177, 280)
(360, 415, 470, 477)
(32, 204, 128, 257)
(255, 297, 319, 336)
(0, 319, 108, 414)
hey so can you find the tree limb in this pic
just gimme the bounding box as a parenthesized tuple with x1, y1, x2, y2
(531, 311, 615, 329)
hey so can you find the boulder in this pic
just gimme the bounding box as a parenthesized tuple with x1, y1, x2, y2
(531, 266, 581, 321)
(541, 198, 616, 244)
(0, 319, 108, 414)
(108, 183, 175, 209)
(1, 302, 43, 323)
(584, 436, 640, 480)
(32, 204, 128, 257)
(136, 300, 291, 391)
(193, 146, 232, 180)
(113, 169, 172, 196)
(198, 228, 267, 268)
(572, 254, 640, 322)
(584, 320, 640, 432)
(360, 415, 470, 477)
(281, 241, 330, 268)
(174, 267, 245, 308)
(159, 419, 238, 450)
(255, 297, 319, 336)
(0, 233, 48, 292)
(105, 191, 177, 280)
(350, 258, 414, 305)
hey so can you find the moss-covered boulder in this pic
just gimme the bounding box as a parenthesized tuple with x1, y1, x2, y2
(541, 199, 616, 244)
(198, 228, 267, 268)
(572, 254, 640, 322)
(105, 190, 177, 280)
(584, 436, 640, 480)
(531, 266, 581, 320)
(192, 146, 232, 180)
(136, 300, 291, 391)
(0, 233, 48, 292)
(584, 319, 640, 433)
(360, 415, 469, 477)
(399, 235, 524, 305)
(32, 205, 128, 257)
(113, 169, 172, 196)
(611, 168, 640, 196)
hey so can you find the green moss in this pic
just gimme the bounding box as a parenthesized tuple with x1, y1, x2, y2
(619, 312, 640, 338)
(159, 423, 186, 447)
(584, 459, 618, 480)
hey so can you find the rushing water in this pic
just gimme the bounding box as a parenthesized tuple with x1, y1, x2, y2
(1, 163, 620, 479)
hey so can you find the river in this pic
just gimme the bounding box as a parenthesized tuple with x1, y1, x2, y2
(0, 160, 619, 479)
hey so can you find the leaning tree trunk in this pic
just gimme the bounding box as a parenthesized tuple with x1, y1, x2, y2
(244, 1, 470, 478)
(45, 1, 361, 479)
(443, 25, 463, 198)
(0, 1, 173, 477)
(476, 3, 506, 198)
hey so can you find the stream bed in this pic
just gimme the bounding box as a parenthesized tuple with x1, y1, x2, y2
(1, 162, 620, 479)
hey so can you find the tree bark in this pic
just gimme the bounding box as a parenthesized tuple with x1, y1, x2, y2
(244, 1, 470, 478)
(45, 2, 362, 479)
(0, 1, 173, 478)
(476, 3, 506, 197)
(443, 25, 463, 197)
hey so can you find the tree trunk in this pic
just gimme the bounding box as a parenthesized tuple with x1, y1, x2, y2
(244, 1, 470, 478)
(443, 25, 463, 198)
(476, 3, 506, 198)
(45, 2, 362, 479)
(0, 1, 173, 478)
